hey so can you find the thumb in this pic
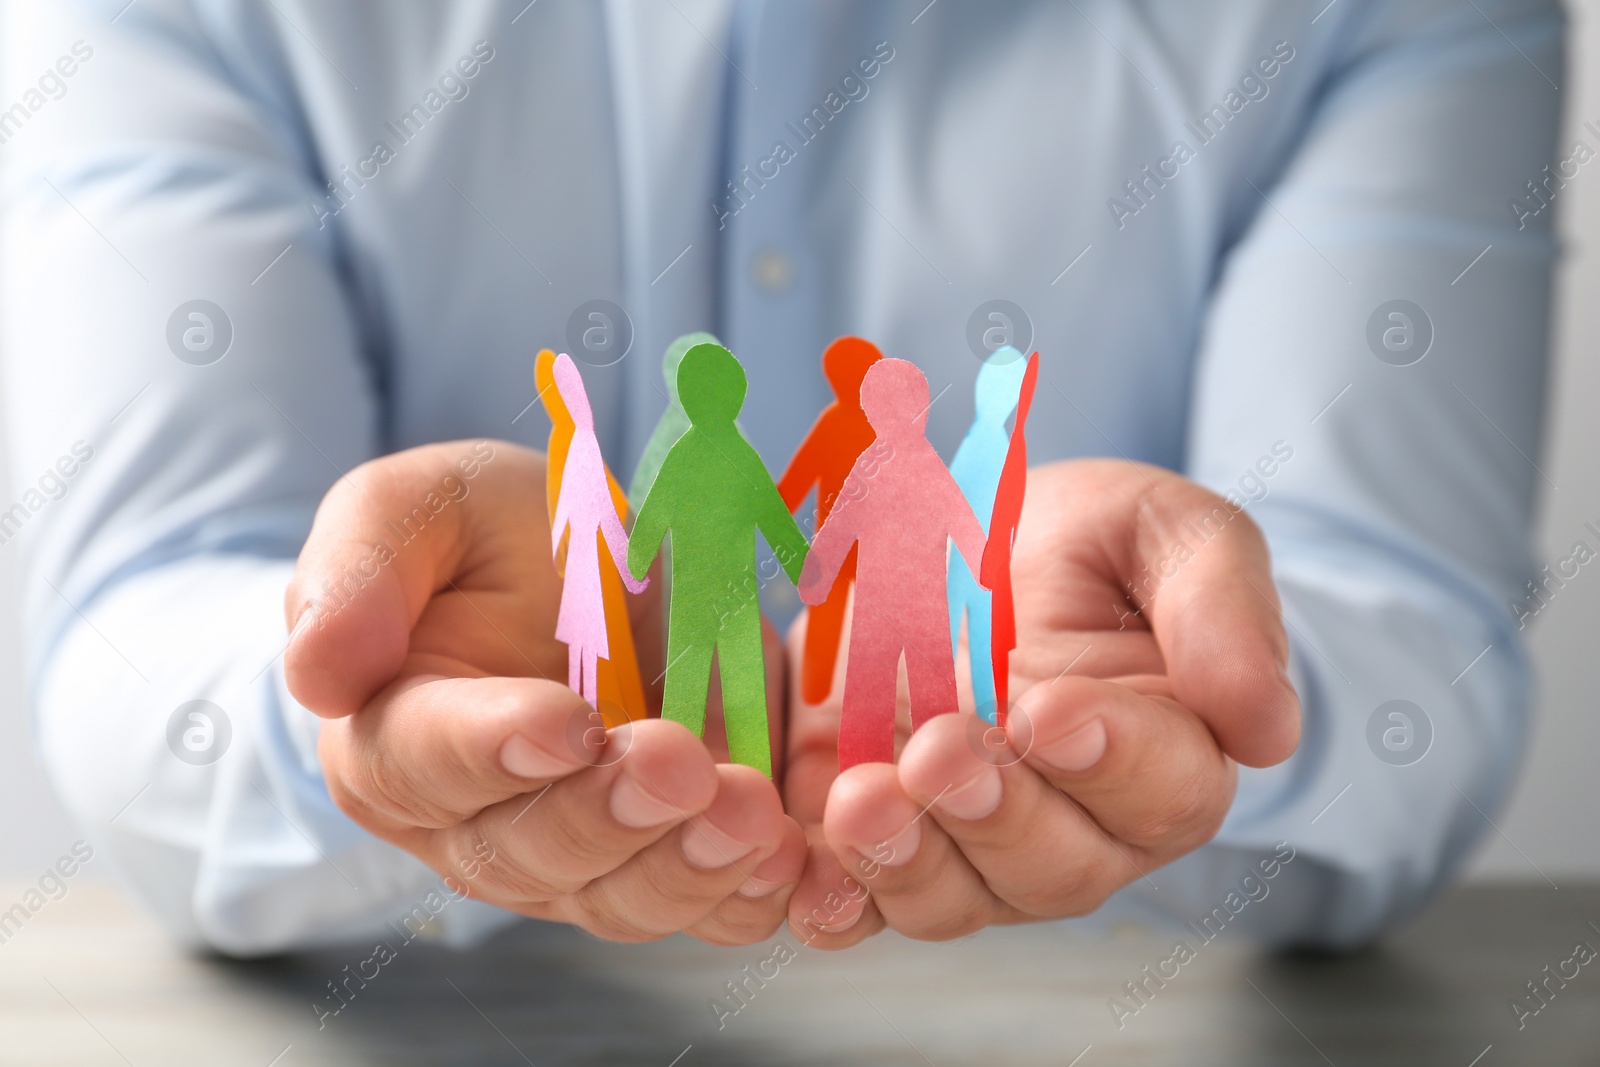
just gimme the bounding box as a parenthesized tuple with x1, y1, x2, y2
(284, 440, 510, 717)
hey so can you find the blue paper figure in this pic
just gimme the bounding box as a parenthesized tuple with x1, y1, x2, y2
(948, 346, 1028, 724)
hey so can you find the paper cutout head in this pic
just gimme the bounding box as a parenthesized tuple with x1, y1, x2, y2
(823, 336, 882, 407)
(974, 345, 1027, 423)
(663, 331, 722, 404)
(678, 342, 747, 426)
(554, 353, 595, 433)
(860, 358, 930, 443)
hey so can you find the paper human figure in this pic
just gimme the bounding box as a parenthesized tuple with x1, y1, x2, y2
(798, 359, 987, 769)
(947, 346, 1028, 724)
(626, 331, 723, 514)
(777, 336, 884, 704)
(549, 354, 650, 709)
(536, 349, 649, 726)
(628, 343, 809, 776)
(979, 350, 1040, 728)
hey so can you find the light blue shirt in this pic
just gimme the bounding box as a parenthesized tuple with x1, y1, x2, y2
(0, 0, 1561, 954)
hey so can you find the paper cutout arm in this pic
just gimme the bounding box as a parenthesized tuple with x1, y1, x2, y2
(798, 494, 860, 604)
(777, 430, 825, 513)
(599, 499, 648, 595)
(978, 352, 1039, 588)
(627, 461, 671, 582)
(754, 463, 811, 585)
(947, 479, 988, 585)
(550, 465, 574, 565)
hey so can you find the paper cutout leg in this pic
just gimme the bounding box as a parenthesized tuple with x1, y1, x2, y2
(837, 618, 900, 766)
(714, 606, 770, 771)
(595, 533, 647, 727)
(537, 348, 648, 724)
(628, 343, 810, 776)
(797, 359, 987, 769)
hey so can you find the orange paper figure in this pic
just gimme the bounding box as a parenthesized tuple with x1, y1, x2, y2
(777, 336, 883, 704)
(978, 351, 1039, 727)
(798, 359, 987, 768)
(537, 349, 649, 725)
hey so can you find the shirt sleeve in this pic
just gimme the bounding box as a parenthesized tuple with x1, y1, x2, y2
(0, 0, 513, 954)
(1111, 0, 1563, 947)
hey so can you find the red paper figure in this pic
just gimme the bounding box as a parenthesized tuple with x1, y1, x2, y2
(979, 351, 1039, 727)
(777, 336, 883, 704)
(798, 359, 987, 768)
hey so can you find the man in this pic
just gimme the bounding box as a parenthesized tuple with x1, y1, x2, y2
(0, 0, 1558, 954)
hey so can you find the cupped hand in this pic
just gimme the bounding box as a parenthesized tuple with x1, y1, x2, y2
(781, 459, 1301, 946)
(283, 440, 804, 945)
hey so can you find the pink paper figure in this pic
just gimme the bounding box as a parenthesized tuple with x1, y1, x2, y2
(798, 359, 987, 768)
(550, 353, 649, 704)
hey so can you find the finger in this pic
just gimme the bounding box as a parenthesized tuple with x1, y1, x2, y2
(782, 608, 843, 824)
(285, 440, 555, 717)
(318, 674, 602, 832)
(1028, 460, 1300, 766)
(425, 718, 718, 905)
(687, 815, 809, 946)
(1013, 675, 1235, 852)
(893, 712, 1161, 919)
(785, 830, 886, 950)
(564, 765, 798, 942)
(819, 763, 1002, 941)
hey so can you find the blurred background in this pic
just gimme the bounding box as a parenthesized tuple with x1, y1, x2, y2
(1, 4, 1597, 891)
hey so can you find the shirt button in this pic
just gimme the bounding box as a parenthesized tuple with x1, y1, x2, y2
(751, 248, 794, 294)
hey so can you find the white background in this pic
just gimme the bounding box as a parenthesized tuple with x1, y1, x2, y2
(0, 8, 1596, 883)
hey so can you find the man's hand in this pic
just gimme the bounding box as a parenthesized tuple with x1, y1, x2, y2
(284, 441, 805, 945)
(782, 459, 1301, 946)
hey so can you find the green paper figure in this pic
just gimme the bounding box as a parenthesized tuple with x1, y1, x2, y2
(627, 331, 722, 513)
(628, 343, 809, 775)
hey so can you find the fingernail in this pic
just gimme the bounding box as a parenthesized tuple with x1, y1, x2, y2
(609, 772, 682, 829)
(500, 735, 577, 780)
(737, 875, 787, 898)
(859, 819, 920, 869)
(1036, 718, 1107, 773)
(820, 908, 863, 933)
(681, 818, 758, 871)
(935, 766, 1002, 821)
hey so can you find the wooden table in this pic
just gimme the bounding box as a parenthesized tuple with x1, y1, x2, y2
(1, 880, 1595, 1066)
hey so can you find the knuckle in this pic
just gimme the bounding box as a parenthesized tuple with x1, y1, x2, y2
(350, 752, 462, 829)
(568, 891, 674, 943)
(1008, 851, 1112, 918)
(900, 901, 991, 942)
(457, 833, 568, 904)
(1124, 763, 1225, 848)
